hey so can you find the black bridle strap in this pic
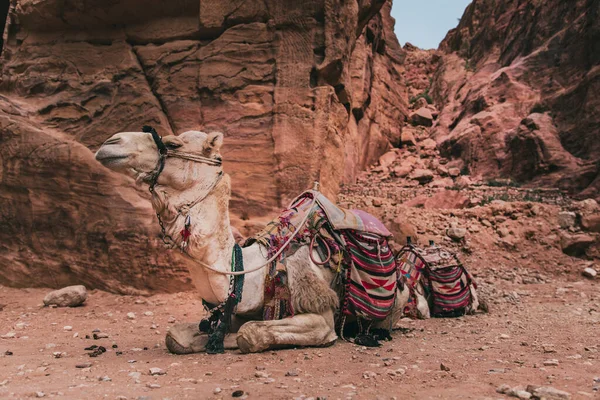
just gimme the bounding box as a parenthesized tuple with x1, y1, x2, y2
(142, 125, 223, 194)
(143, 125, 167, 192)
(143, 125, 167, 155)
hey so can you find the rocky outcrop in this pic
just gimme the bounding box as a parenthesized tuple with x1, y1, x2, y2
(431, 0, 600, 199)
(0, 0, 408, 291)
(0, 102, 194, 294)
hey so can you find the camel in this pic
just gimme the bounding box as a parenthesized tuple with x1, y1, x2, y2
(95, 128, 411, 354)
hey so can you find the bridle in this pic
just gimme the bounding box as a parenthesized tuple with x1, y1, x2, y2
(142, 125, 321, 277)
(142, 125, 223, 249)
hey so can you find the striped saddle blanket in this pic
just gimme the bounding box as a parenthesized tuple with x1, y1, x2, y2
(341, 230, 397, 320)
(397, 244, 474, 318)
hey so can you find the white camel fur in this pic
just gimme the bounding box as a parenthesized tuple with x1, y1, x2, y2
(95, 129, 411, 353)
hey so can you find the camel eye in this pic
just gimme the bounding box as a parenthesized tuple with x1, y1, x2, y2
(165, 142, 182, 149)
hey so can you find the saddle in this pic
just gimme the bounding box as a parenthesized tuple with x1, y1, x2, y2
(313, 193, 392, 236)
(396, 243, 476, 318)
(248, 190, 397, 342)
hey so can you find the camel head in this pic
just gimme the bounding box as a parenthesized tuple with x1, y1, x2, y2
(95, 129, 224, 192)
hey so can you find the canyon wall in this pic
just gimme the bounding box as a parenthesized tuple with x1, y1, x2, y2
(0, 0, 408, 291)
(431, 0, 600, 198)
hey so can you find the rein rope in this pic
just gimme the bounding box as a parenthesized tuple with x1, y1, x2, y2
(184, 193, 318, 276)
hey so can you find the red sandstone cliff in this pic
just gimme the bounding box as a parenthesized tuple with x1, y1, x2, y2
(0, 0, 408, 291)
(431, 0, 600, 198)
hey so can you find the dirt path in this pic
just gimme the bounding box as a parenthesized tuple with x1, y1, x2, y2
(1, 276, 598, 400)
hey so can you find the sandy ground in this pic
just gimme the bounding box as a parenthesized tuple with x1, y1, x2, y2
(1, 273, 599, 400)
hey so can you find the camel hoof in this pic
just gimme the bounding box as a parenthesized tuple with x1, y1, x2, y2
(166, 333, 194, 355)
(165, 322, 206, 354)
(236, 334, 253, 354)
(236, 323, 271, 353)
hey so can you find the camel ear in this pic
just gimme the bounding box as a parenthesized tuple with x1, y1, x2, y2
(206, 132, 224, 152)
(162, 135, 184, 149)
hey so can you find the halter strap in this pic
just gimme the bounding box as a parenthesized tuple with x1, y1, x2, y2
(143, 125, 167, 155)
(142, 125, 223, 192)
(143, 125, 167, 192)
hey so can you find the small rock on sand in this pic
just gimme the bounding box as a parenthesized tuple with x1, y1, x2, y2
(497, 384, 511, 394)
(526, 385, 571, 399)
(508, 389, 532, 399)
(43, 285, 87, 307)
(93, 332, 109, 339)
(146, 383, 161, 389)
(543, 359, 559, 366)
(149, 367, 166, 376)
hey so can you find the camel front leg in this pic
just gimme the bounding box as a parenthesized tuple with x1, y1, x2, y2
(165, 323, 239, 354)
(236, 309, 337, 353)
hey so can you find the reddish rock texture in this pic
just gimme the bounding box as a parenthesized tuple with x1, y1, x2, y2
(0, 0, 408, 291)
(432, 0, 600, 198)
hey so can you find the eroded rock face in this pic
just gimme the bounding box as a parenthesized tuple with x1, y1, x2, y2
(0, 0, 408, 291)
(432, 0, 600, 199)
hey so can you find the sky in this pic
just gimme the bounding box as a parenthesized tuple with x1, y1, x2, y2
(390, 0, 472, 50)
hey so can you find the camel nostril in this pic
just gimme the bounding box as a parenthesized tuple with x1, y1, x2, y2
(103, 137, 121, 145)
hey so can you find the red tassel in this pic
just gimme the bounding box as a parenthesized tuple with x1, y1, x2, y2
(180, 228, 192, 241)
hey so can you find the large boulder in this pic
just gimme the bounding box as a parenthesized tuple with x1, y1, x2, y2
(379, 151, 398, 168)
(388, 217, 419, 246)
(581, 214, 600, 232)
(446, 227, 467, 242)
(400, 128, 417, 147)
(557, 211, 577, 229)
(410, 108, 434, 127)
(560, 233, 596, 257)
(419, 138, 437, 150)
(582, 267, 597, 279)
(409, 169, 434, 184)
(393, 165, 412, 178)
(43, 285, 88, 307)
(448, 167, 461, 178)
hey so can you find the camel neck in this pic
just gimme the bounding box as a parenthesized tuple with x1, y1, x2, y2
(152, 175, 234, 304)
